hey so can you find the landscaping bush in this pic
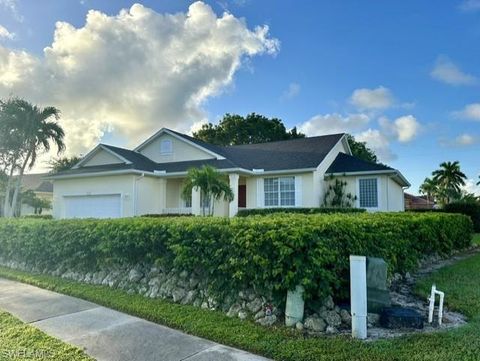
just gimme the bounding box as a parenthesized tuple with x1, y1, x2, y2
(444, 201, 480, 232)
(236, 207, 365, 217)
(20, 214, 53, 220)
(0, 213, 472, 305)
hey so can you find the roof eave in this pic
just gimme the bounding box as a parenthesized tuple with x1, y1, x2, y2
(325, 169, 410, 187)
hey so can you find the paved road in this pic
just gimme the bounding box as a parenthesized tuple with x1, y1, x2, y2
(0, 278, 270, 361)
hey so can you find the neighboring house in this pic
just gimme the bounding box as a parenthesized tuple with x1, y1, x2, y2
(47, 128, 410, 219)
(19, 173, 53, 216)
(404, 192, 435, 210)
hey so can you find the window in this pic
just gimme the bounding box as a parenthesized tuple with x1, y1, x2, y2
(264, 177, 295, 207)
(358, 178, 378, 208)
(160, 139, 173, 155)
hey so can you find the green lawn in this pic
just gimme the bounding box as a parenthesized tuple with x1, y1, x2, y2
(1, 252, 480, 361)
(0, 310, 93, 361)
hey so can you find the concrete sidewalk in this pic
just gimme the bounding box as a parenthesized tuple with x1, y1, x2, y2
(0, 278, 270, 361)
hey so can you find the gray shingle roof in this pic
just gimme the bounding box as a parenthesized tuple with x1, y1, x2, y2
(326, 152, 394, 174)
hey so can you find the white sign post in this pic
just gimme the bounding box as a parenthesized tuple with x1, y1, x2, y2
(350, 255, 367, 339)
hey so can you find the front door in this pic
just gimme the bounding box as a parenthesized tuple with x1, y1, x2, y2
(238, 185, 246, 208)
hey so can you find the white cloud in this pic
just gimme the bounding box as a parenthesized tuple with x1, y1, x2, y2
(0, 2, 279, 159)
(439, 133, 478, 147)
(356, 129, 396, 161)
(454, 133, 477, 145)
(459, 0, 480, 12)
(430, 56, 477, 86)
(280, 82, 300, 100)
(0, 0, 23, 22)
(379, 115, 421, 143)
(453, 103, 480, 120)
(297, 113, 370, 136)
(0, 24, 14, 39)
(463, 178, 480, 196)
(350, 86, 394, 110)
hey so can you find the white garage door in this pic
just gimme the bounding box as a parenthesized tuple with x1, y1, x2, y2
(64, 194, 121, 219)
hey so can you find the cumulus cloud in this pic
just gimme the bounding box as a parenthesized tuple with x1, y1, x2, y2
(280, 82, 300, 100)
(430, 56, 477, 86)
(453, 103, 480, 120)
(0, 24, 14, 39)
(297, 113, 370, 136)
(356, 129, 397, 161)
(440, 133, 478, 147)
(463, 178, 480, 196)
(379, 115, 421, 143)
(350, 86, 394, 110)
(0, 2, 279, 159)
(459, 0, 480, 12)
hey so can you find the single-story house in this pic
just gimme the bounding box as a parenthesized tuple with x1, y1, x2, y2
(18, 173, 53, 216)
(47, 128, 410, 219)
(404, 192, 435, 210)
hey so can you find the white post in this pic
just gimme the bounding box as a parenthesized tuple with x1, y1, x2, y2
(228, 173, 239, 218)
(158, 178, 167, 214)
(428, 284, 436, 324)
(191, 187, 201, 216)
(350, 255, 367, 339)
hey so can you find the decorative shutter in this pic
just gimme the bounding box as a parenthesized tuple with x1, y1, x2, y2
(295, 176, 303, 207)
(256, 177, 264, 208)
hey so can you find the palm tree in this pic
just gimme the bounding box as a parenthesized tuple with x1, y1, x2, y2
(432, 161, 467, 204)
(181, 165, 234, 216)
(1, 98, 64, 217)
(477, 175, 479, 186)
(419, 177, 439, 203)
(48, 156, 81, 173)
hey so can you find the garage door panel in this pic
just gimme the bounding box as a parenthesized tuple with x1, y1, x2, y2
(64, 194, 121, 219)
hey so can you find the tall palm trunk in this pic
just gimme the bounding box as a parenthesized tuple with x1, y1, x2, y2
(10, 150, 32, 218)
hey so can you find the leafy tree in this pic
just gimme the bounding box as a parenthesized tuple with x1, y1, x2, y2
(193, 113, 304, 146)
(181, 165, 234, 216)
(432, 161, 467, 205)
(18, 189, 51, 215)
(48, 156, 81, 173)
(419, 177, 439, 203)
(0, 98, 64, 217)
(345, 134, 378, 163)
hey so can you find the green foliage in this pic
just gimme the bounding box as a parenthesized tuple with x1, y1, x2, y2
(181, 165, 234, 216)
(193, 113, 305, 146)
(323, 177, 357, 207)
(444, 201, 480, 232)
(3, 252, 480, 361)
(48, 156, 81, 173)
(237, 207, 366, 216)
(345, 134, 378, 163)
(0, 213, 472, 304)
(20, 214, 53, 220)
(0, 310, 92, 360)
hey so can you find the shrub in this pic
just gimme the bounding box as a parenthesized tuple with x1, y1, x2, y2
(236, 207, 365, 217)
(0, 213, 472, 305)
(444, 201, 480, 232)
(20, 214, 53, 220)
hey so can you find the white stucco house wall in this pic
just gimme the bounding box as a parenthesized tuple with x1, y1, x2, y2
(47, 128, 410, 219)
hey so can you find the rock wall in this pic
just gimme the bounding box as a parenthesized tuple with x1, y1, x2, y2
(0, 259, 355, 333)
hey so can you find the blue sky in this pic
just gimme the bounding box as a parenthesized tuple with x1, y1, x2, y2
(0, 0, 479, 194)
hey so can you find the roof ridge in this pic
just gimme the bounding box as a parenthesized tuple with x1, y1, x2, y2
(222, 133, 345, 149)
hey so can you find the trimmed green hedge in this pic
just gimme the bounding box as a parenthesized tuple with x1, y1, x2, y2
(0, 213, 472, 304)
(236, 207, 366, 217)
(444, 202, 480, 232)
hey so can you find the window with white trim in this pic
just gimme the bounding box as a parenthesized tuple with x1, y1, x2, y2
(358, 178, 378, 208)
(264, 177, 295, 207)
(160, 139, 173, 155)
